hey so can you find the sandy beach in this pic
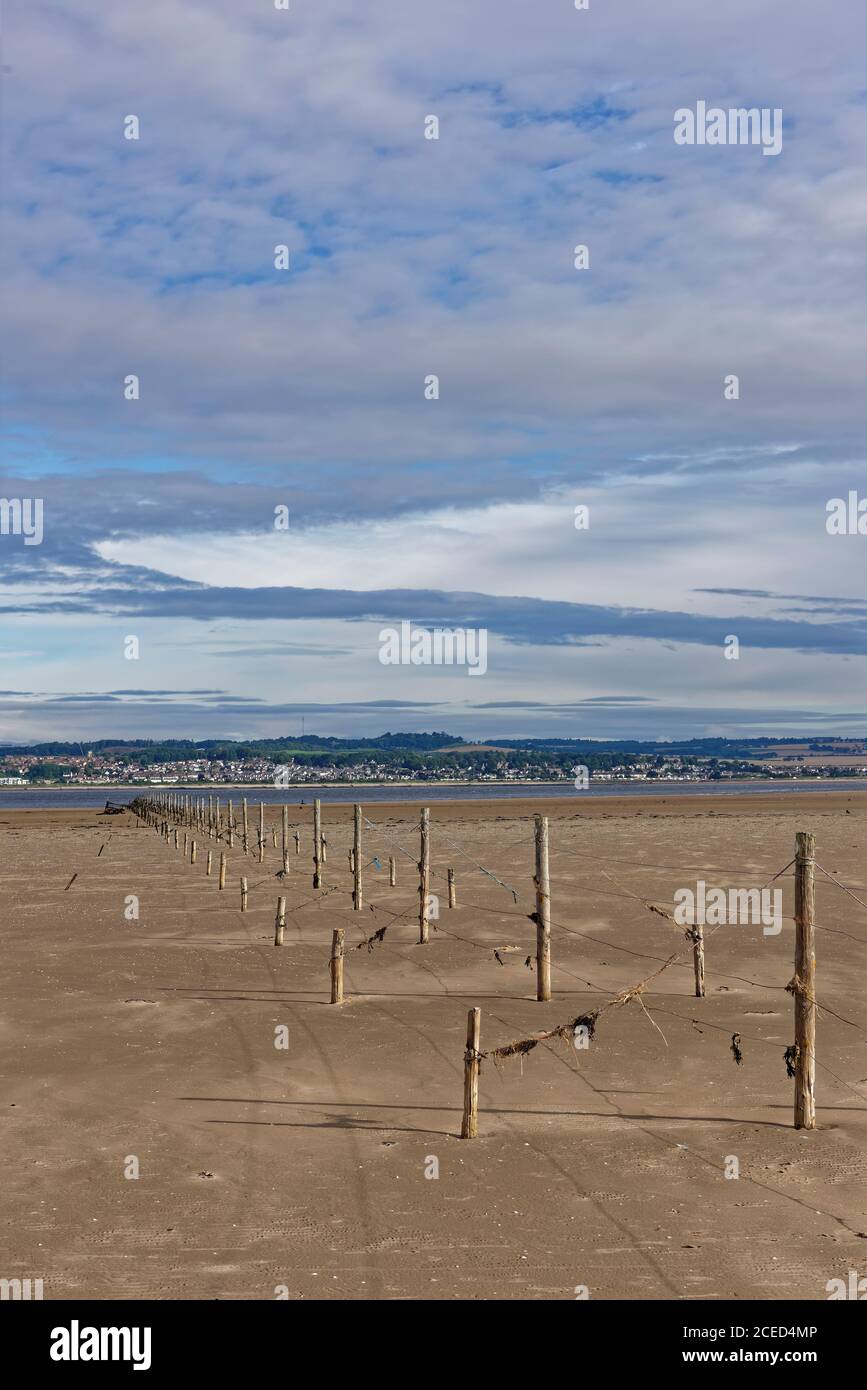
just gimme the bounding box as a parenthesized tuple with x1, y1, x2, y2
(2, 792, 866, 1300)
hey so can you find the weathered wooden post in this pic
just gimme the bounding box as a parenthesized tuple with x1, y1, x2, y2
(691, 923, 705, 998)
(461, 1007, 481, 1139)
(448, 867, 456, 909)
(259, 802, 265, 863)
(320, 834, 327, 865)
(282, 805, 289, 875)
(206, 849, 212, 876)
(330, 927, 345, 1004)
(173, 828, 179, 850)
(274, 896, 286, 946)
(294, 830, 300, 856)
(534, 815, 551, 1001)
(242, 798, 249, 854)
(313, 799, 322, 888)
(218, 851, 226, 890)
(191, 839, 197, 865)
(794, 830, 816, 1130)
(227, 800, 234, 848)
(240, 877, 248, 913)
(353, 803, 362, 910)
(419, 807, 430, 944)
(389, 855, 396, 887)
(182, 832, 187, 856)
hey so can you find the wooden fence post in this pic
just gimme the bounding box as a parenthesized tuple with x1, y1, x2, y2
(448, 867, 456, 908)
(330, 928, 345, 1004)
(282, 805, 289, 875)
(419, 807, 430, 944)
(242, 798, 249, 854)
(191, 839, 197, 865)
(227, 800, 234, 848)
(389, 855, 396, 887)
(794, 830, 816, 1130)
(692, 922, 705, 997)
(259, 803, 265, 863)
(461, 1007, 481, 1139)
(274, 896, 286, 946)
(240, 877, 248, 912)
(313, 799, 322, 888)
(353, 803, 362, 910)
(206, 849, 212, 876)
(294, 830, 300, 856)
(218, 851, 226, 890)
(534, 815, 551, 1001)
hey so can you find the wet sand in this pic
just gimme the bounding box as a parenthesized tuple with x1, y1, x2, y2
(2, 793, 866, 1300)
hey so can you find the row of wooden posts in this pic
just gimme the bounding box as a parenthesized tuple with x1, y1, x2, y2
(133, 792, 461, 945)
(132, 791, 729, 1011)
(461, 829, 818, 1137)
(132, 796, 817, 1137)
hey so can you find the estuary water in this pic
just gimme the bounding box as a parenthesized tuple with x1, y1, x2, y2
(2, 778, 865, 810)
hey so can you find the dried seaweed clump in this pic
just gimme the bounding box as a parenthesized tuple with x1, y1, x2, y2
(783, 1043, 800, 1079)
(356, 926, 387, 952)
(490, 1037, 541, 1063)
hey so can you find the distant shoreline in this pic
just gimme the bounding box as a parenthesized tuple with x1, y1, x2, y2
(4, 775, 867, 793)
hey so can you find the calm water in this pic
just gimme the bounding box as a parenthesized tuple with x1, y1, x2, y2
(2, 779, 865, 810)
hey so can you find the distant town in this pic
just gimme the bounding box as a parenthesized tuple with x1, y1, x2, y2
(1, 733, 866, 787)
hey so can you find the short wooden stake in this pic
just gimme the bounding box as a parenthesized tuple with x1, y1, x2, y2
(794, 830, 817, 1130)
(242, 798, 249, 854)
(419, 806, 430, 944)
(353, 803, 362, 910)
(313, 799, 322, 888)
(534, 814, 551, 1001)
(330, 927, 345, 1004)
(206, 849, 212, 876)
(282, 805, 289, 874)
(448, 867, 456, 909)
(389, 855, 396, 887)
(173, 828, 179, 850)
(274, 896, 286, 946)
(227, 800, 234, 848)
(461, 1007, 481, 1139)
(190, 839, 197, 865)
(259, 802, 265, 863)
(240, 877, 248, 912)
(218, 851, 226, 890)
(692, 923, 705, 997)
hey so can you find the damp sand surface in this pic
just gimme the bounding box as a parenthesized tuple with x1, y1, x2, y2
(2, 793, 866, 1300)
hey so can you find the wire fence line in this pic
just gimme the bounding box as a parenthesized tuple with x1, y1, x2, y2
(128, 794, 867, 1123)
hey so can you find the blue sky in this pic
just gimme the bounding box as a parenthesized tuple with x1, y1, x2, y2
(1, 0, 866, 742)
